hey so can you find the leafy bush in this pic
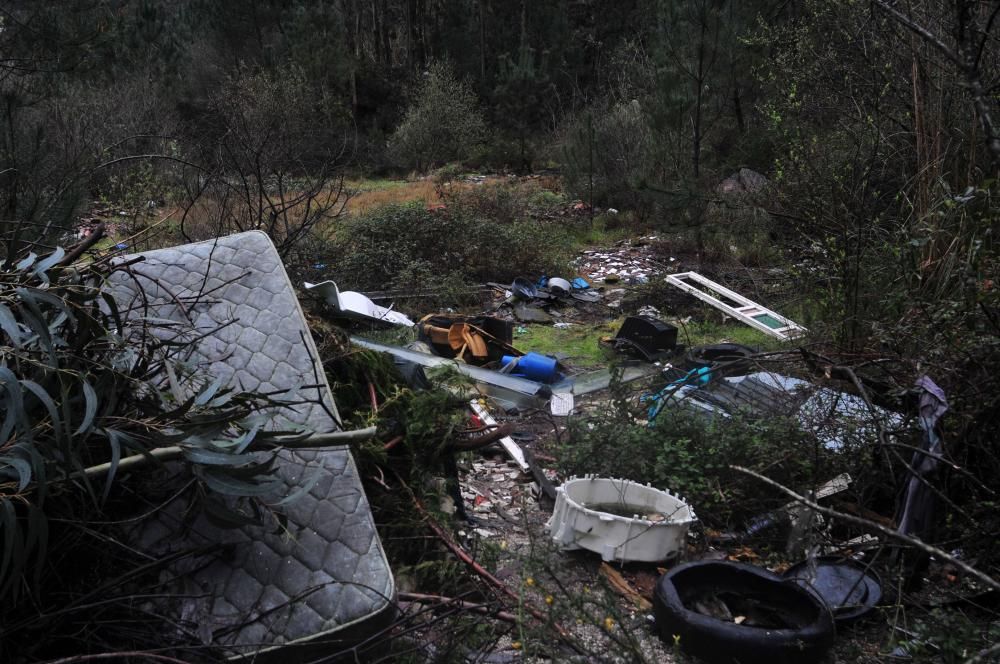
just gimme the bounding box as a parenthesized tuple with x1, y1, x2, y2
(698, 200, 782, 267)
(558, 100, 658, 215)
(560, 405, 833, 529)
(389, 62, 488, 172)
(322, 200, 570, 292)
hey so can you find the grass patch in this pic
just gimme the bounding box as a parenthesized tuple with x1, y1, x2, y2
(670, 317, 788, 350)
(513, 319, 622, 368)
(344, 179, 442, 215)
(345, 178, 412, 193)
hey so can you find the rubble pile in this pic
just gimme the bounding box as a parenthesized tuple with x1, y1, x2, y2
(573, 237, 675, 285)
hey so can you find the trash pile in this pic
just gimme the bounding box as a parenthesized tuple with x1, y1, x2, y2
(306, 250, 949, 664)
(573, 237, 673, 285)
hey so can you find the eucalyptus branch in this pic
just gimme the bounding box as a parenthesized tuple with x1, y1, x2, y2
(78, 427, 378, 480)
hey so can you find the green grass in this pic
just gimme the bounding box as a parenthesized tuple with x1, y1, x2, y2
(566, 215, 637, 249)
(346, 178, 411, 193)
(671, 317, 789, 350)
(513, 319, 623, 368)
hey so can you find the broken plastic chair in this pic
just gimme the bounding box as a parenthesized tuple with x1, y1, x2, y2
(448, 322, 489, 361)
(304, 280, 414, 326)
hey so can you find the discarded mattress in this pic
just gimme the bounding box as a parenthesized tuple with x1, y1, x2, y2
(108, 231, 394, 658)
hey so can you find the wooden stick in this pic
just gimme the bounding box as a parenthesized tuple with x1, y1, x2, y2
(398, 592, 518, 623)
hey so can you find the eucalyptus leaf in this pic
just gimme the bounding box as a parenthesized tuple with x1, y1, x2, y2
(102, 429, 122, 504)
(271, 459, 326, 506)
(32, 247, 66, 281)
(196, 467, 280, 497)
(183, 446, 258, 467)
(202, 497, 266, 529)
(0, 304, 24, 348)
(74, 379, 98, 436)
(1, 457, 32, 492)
(21, 380, 62, 447)
(15, 252, 37, 271)
(194, 376, 226, 407)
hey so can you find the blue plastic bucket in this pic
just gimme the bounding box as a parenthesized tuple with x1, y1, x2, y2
(501, 352, 558, 383)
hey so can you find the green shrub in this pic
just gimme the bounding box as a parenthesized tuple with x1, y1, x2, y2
(324, 201, 571, 291)
(557, 100, 658, 215)
(560, 406, 834, 529)
(389, 62, 487, 172)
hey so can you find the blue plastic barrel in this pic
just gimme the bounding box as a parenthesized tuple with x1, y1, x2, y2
(501, 352, 558, 383)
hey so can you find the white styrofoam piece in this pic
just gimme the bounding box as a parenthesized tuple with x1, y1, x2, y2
(305, 280, 414, 326)
(550, 391, 575, 416)
(545, 476, 696, 562)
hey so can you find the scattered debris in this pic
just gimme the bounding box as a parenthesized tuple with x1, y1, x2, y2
(470, 400, 530, 473)
(743, 473, 852, 538)
(612, 315, 679, 361)
(352, 337, 551, 409)
(898, 376, 948, 538)
(500, 351, 560, 383)
(574, 238, 667, 284)
(549, 391, 574, 417)
(653, 370, 903, 449)
(418, 313, 520, 365)
(513, 303, 553, 323)
(600, 563, 653, 611)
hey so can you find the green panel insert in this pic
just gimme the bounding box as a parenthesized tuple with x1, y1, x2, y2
(753, 313, 785, 329)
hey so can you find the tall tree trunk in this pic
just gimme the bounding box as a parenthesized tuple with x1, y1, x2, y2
(692, 5, 706, 179)
(405, 0, 414, 70)
(479, 0, 487, 82)
(351, 0, 360, 116)
(372, 0, 381, 65)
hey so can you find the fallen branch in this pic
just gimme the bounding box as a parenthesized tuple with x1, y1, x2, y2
(731, 465, 1000, 593)
(57, 222, 106, 267)
(451, 423, 514, 451)
(79, 427, 379, 480)
(40, 654, 191, 664)
(398, 591, 518, 623)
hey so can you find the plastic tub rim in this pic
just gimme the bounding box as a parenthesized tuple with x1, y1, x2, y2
(559, 476, 697, 527)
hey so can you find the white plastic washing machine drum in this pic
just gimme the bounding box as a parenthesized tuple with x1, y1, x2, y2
(545, 476, 696, 563)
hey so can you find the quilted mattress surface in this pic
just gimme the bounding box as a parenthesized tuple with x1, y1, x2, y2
(107, 231, 394, 657)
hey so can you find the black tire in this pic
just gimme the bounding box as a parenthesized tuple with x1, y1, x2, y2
(653, 561, 836, 664)
(684, 343, 756, 377)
